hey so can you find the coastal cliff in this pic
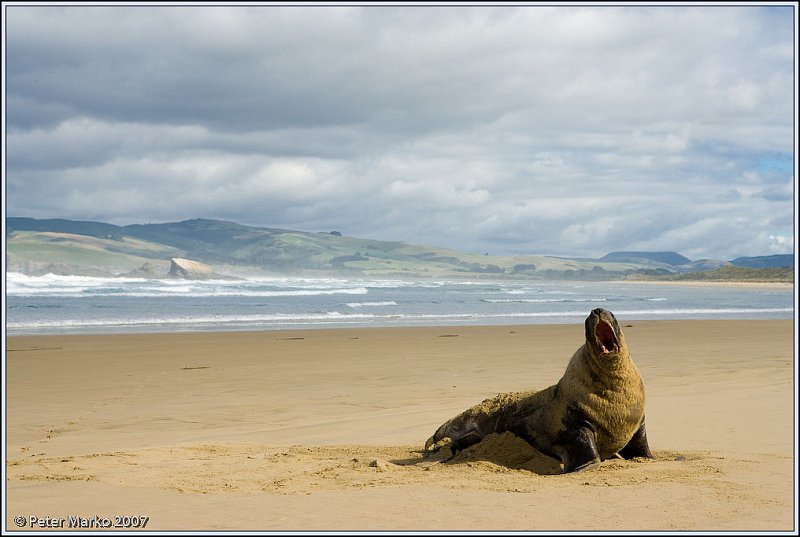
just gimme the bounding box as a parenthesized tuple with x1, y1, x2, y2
(167, 258, 230, 280)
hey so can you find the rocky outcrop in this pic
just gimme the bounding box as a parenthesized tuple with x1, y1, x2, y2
(167, 258, 229, 280)
(124, 262, 162, 278)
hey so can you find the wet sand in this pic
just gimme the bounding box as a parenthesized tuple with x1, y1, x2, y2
(5, 320, 795, 531)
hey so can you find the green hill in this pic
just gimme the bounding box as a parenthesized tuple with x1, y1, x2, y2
(5, 217, 794, 283)
(673, 265, 794, 282)
(731, 254, 794, 269)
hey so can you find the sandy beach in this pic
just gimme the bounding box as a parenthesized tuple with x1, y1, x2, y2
(5, 319, 796, 531)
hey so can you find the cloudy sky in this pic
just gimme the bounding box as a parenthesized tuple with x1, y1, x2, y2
(4, 4, 796, 260)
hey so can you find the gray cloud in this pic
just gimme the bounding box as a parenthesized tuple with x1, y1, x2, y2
(4, 4, 796, 260)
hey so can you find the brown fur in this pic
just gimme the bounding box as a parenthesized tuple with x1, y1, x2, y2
(424, 308, 653, 473)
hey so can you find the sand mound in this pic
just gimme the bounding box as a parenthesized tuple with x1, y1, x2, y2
(449, 432, 563, 473)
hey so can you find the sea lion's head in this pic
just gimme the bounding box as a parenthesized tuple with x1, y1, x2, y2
(585, 308, 625, 358)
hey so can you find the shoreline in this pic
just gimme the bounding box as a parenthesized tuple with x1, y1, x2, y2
(614, 279, 794, 290)
(6, 320, 795, 530)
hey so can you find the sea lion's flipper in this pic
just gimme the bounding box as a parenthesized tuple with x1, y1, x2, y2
(424, 417, 488, 453)
(432, 427, 485, 454)
(618, 420, 654, 459)
(559, 424, 601, 473)
(424, 391, 531, 454)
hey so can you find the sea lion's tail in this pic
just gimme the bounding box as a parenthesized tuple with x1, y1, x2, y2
(424, 390, 536, 454)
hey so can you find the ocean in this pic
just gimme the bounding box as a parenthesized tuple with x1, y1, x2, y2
(5, 272, 794, 335)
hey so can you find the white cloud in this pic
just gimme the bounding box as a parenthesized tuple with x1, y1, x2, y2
(4, 4, 795, 260)
(769, 233, 794, 252)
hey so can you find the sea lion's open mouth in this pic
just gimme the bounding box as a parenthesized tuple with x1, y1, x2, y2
(596, 320, 619, 354)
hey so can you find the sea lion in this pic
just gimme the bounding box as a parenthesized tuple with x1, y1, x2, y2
(424, 308, 653, 473)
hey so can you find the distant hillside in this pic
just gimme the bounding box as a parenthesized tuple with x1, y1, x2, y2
(678, 259, 730, 272)
(730, 254, 794, 269)
(5, 217, 794, 282)
(673, 265, 794, 283)
(600, 251, 692, 266)
(8, 217, 124, 240)
(5, 217, 658, 278)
